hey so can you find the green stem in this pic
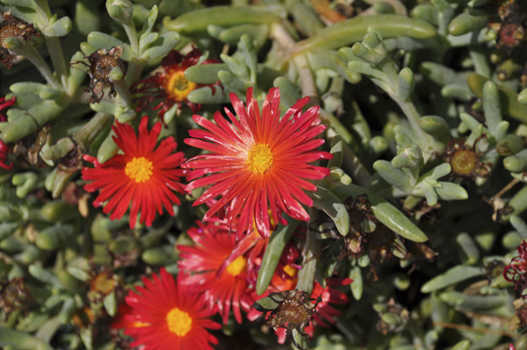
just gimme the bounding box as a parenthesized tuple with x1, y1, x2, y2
(392, 96, 437, 160)
(33, 0, 53, 26)
(73, 113, 113, 150)
(123, 19, 139, 55)
(293, 53, 319, 104)
(45, 36, 68, 89)
(125, 59, 147, 85)
(113, 79, 134, 108)
(342, 141, 372, 187)
(320, 110, 353, 144)
(296, 210, 319, 295)
(22, 45, 62, 90)
(469, 45, 491, 79)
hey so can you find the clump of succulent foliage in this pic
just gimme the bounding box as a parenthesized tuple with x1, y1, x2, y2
(1, 0, 527, 349)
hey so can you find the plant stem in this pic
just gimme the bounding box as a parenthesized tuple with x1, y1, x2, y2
(112, 79, 134, 109)
(293, 53, 319, 104)
(296, 208, 318, 295)
(45, 36, 68, 89)
(432, 321, 518, 338)
(393, 96, 437, 160)
(123, 19, 139, 55)
(21, 45, 62, 91)
(125, 59, 147, 85)
(73, 113, 113, 150)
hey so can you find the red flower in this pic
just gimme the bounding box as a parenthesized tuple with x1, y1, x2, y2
(132, 48, 220, 123)
(183, 87, 332, 238)
(82, 116, 187, 228)
(0, 96, 15, 170)
(111, 304, 149, 331)
(121, 268, 220, 350)
(504, 241, 527, 298)
(178, 220, 255, 324)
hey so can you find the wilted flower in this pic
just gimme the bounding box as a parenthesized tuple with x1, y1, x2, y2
(119, 268, 221, 350)
(71, 46, 126, 103)
(183, 87, 332, 238)
(88, 269, 122, 304)
(82, 116, 187, 228)
(0, 13, 39, 69)
(504, 240, 527, 298)
(0, 277, 33, 319)
(133, 48, 220, 123)
(178, 220, 255, 324)
(246, 236, 351, 345)
(249, 275, 351, 345)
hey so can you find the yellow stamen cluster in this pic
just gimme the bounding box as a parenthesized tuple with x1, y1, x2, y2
(90, 271, 114, 295)
(283, 264, 298, 278)
(165, 70, 198, 102)
(125, 157, 153, 183)
(226, 256, 247, 276)
(246, 144, 273, 174)
(166, 307, 192, 336)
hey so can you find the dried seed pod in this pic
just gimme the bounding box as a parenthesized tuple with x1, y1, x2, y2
(253, 289, 320, 350)
(13, 125, 51, 168)
(71, 46, 126, 103)
(0, 14, 39, 69)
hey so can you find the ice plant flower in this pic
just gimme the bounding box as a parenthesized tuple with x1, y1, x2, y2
(0, 13, 39, 69)
(0, 95, 16, 170)
(121, 268, 220, 350)
(504, 240, 527, 299)
(178, 220, 255, 324)
(183, 87, 332, 238)
(82, 116, 187, 228)
(132, 48, 220, 122)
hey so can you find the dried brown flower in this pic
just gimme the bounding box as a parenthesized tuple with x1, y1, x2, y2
(72, 46, 126, 103)
(0, 13, 39, 69)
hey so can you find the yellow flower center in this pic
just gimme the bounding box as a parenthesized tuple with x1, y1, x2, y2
(90, 271, 114, 295)
(166, 307, 192, 336)
(246, 144, 273, 174)
(283, 264, 298, 278)
(125, 157, 153, 183)
(226, 256, 247, 276)
(164, 70, 198, 102)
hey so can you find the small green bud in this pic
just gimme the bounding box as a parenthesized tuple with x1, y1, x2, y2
(109, 66, 125, 81)
(504, 149, 527, 173)
(3, 36, 25, 51)
(106, 0, 133, 23)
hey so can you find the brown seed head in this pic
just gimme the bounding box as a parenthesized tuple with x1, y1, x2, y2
(0, 14, 39, 69)
(278, 298, 311, 324)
